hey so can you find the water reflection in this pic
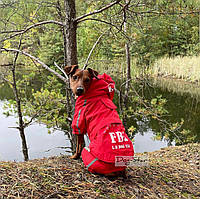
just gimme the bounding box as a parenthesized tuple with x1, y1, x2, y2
(0, 101, 70, 162)
(3, 75, 197, 161)
(152, 77, 200, 99)
(149, 77, 200, 143)
(134, 130, 171, 153)
(0, 101, 170, 161)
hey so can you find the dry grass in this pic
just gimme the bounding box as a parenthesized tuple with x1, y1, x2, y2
(0, 54, 9, 65)
(0, 143, 199, 198)
(79, 58, 139, 80)
(151, 56, 200, 83)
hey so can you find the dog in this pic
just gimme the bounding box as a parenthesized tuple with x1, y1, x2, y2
(64, 65, 134, 176)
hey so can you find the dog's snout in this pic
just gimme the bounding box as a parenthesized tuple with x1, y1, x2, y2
(76, 87, 84, 96)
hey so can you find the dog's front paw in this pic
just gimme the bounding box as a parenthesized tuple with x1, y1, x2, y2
(70, 153, 80, 160)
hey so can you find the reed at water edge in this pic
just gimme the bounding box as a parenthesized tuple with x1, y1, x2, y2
(150, 56, 200, 84)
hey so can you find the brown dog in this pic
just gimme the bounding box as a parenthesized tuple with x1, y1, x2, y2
(64, 65, 98, 159)
(64, 65, 134, 176)
(65, 65, 98, 99)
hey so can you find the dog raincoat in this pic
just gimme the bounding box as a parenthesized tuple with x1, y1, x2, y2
(72, 73, 134, 164)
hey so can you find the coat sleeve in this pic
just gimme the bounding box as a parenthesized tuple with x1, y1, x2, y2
(71, 107, 86, 135)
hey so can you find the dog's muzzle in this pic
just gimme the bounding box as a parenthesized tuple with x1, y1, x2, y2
(76, 87, 84, 96)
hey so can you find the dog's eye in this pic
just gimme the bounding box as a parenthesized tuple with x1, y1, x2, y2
(84, 78, 90, 83)
(72, 75, 78, 81)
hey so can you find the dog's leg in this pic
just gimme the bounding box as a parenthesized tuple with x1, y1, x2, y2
(70, 134, 84, 159)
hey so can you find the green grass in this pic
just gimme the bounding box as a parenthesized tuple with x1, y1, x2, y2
(151, 56, 200, 83)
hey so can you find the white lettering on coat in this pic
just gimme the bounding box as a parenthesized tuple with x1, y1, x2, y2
(109, 131, 129, 143)
(109, 132, 117, 143)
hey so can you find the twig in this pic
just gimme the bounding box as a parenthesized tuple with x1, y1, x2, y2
(83, 31, 107, 70)
(0, 75, 13, 85)
(0, 20, 64, 43)
(54, 62, 68, 79)
(23, 98, 49, 128)
(78, 18, 119, 30)
(44, 146, 72, 153)
(76, 0, 122, 23)
(79, 18, 130, 40)
(127, 9, 200, 15)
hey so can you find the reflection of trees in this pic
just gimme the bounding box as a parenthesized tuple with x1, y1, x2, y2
(146, 79, 200, 145)
(116, 76, 200, 146)
(0, 83, 14, 100)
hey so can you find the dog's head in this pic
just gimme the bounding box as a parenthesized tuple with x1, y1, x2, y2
(64, 65, 98, 97)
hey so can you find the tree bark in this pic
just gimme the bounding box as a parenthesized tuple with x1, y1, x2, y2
(124, 0, 131, 96)
(11, 66, 29, 161)
(63, 0, 78, 154)
(64, 0, 78, 66)
(122, 0, 131, 130)
(12, 37, 29, 161)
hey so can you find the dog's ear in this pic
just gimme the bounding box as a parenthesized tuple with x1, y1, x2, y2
(87, 68, 99, 79)
(64, 65, 79, 76)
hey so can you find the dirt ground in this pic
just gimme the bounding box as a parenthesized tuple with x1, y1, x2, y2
(0, 143, 199, 199)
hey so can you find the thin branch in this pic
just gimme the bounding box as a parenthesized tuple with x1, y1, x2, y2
(0, 75, 13, 85)
(1, 48, 67, 83)
(83, 31, 107, 70)
(79, 18, 130, 40)
(8, 126, 20, 129)
(0, 20, 64, 43)
(54, 62, 68, 79)
(75, 0, 122, 23)
(0, 30, 25, 34)
(78, 18, 120, 30)
(127, 9, 200, 16)
(23, 97, 49, 128)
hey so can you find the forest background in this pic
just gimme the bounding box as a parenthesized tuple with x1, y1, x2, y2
(0, 0, 200, 161)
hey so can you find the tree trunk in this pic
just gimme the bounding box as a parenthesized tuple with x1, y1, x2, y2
(125, 43, 131, 93)
(124, 0, 131, 96)
(122, 0, 131, 130)
(63, 0, 78, 153)
(11, 68, 29, 161)
(19, 128, 29, 161)
(64, 0, 78, 66)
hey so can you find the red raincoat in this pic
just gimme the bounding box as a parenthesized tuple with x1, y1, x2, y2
(72, 73, 134, 165)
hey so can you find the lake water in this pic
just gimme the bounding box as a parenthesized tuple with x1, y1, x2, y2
(3, 76, 200, 162)
(0, 101, 71, 161)
(0, 98, 169, 161)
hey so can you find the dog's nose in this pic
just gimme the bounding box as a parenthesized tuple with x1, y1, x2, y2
(76, 87, 84, 96)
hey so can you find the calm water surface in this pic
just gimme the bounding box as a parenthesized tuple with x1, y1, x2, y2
(0, 101, 71, 161)
(0, 99, 169, 161)
(4, 76, 200, 161)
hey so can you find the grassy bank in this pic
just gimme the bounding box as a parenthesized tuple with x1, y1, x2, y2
(151, 56, 200, 84)
(79, 58, 139, 80)
(84, 56, 200, 86)
(0, 143, 199, 198)
(0, 54, 9, 65)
